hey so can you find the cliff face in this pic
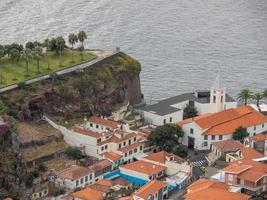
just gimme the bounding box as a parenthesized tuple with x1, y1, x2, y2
(0, 52, 142, 121)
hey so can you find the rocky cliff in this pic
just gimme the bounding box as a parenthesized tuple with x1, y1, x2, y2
(0, 52, 142, 121)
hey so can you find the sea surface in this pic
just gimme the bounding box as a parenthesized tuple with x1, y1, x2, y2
(0, 0, 266, 102)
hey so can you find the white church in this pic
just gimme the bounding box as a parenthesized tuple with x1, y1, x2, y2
(139, 75, 237, 126)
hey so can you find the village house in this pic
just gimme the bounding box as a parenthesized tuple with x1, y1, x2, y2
(120, 180, 168, 200)
(56, 165, 94, 190)
(244, 133, 267, 155)
(184, 178, 251, 200)
(139, 75, 237, 126)
(85, 116, 130, 133)
(69, 187, 105, 200)
(89, 159, 113, 182)
(140, 151, 192, 189)
(217, 158, 267, 196)
(119, 160, 167, 185)
(226, 147, 264, 163)
(177, 106, 267, 150)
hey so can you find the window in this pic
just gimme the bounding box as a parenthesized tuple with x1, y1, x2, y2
(262, 124, 265, 128)
(89, 174, 93, 180)
(190, 128, 194, 134)
(101, 146, 104, 151)
(140, 146, 143, 151)
(204, 135, 208, 140)
(163, 119, 166, 124)
(134, 137, 136, 142)
(254, 126, 256, 131)
(96, 124, 99, 129)
(170, 117, 172, 122)
(80, 178, 84, 184)
(90, 123, 93, 127)
(129, 140, 131, 145)
(213, 96, 216, 103)
(119, 143, 121, 149)
(219, 135, 223, 140)
(105, 145, 108, 149)
(129, 150, 133, 155)
(221, 96, 223, 103)
(97, 138, 101, 143)
(123, 141, 126, 146)
(212, 135, 215, 140)
(85, 176, 88, 182)
(125, 152, 127, 157)
(203, 142, 208, 147)
(76, 180, 79, 186)
(134, 148, 137, 153)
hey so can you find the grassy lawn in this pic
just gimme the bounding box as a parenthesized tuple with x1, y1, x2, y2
(0, 49, 96, 87)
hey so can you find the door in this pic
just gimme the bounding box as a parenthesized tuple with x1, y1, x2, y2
(188, 136, 195, 149)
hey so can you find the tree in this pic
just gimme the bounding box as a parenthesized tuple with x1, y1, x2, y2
(183, 104, 198, 119)
(32, 46, 43, 73)
(233, 127, 249, 142)
(78, 31, 87, 60)
(43, 39, 52, 70)
(66, 147, 84, 160)
(36, 163, 48, 173)
(56, 36, 65, 65)
(253, 92, 263, 108)
(9, 48, 20, 80)
(0, 45, 5, 84)
(0, 100, 8, 116)
(148, 124, 184, 151)
(21, 48, 32, 76)
(25, 41, 35, 50)
(68, 33, 78, 63)
(237, 89, 252, 106)
(173, 145, 188, 158)
(263, 89, 267, 99)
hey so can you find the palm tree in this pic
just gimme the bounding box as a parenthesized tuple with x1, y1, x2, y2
(32, 46, 43, 73)
(21, 48, 32, 76)
(43, 39, 52, 70)
(9, 48, 20, 80)
(0, 45, 5, 84)
(78, 31, 87, 60)
(68, 33, 78, 63)
(237, 89, 252, 106)
(253, 92, 263, 108)
(56, 36, 65, 66)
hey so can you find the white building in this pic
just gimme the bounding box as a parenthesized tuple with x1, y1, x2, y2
(177, 106, 267, 150)
(56, 165, 94, 190)
(139, 75, 237, 126)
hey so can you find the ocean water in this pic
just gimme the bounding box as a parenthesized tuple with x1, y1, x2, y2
(0, 0, 266, 102)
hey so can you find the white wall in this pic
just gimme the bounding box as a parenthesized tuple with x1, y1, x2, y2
(119, 167, 149, 180)
(194, 102, 210, 115)
(247, 123, 267, 137)
(142, 110, 183, 126)
(60, 173, 94, 190)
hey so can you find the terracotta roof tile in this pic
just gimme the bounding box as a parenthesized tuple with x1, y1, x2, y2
(71, 187, 105, 200)
(249, 133, 267, 142)
(58, 165, 93, 180)
(239, 147, 263, 159)
(238, 169, 266, 182)
(101, 151, 122, 161)
(89, 160, 113, 172)
(88, 116, 121, 129)
(73, 127, 102, 138)
(222, 164, 251, 174)
(212, 140, 243, 152)
(143, 151, 182, 164)
(120, 160, 166, 176)
(97, 132, 137, 146)
(118, 142, 143, 153)
(134, 180, 167, 199)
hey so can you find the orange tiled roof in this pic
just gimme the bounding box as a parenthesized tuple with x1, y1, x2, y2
(239, 147, 263, 159)
(58, 165, 93, 180)
(89, 159, 113, 172)
(184, 187, 250, 200)
(212, 140, 243, 152)
(73, 127, 102, 138)
(71, 187, 105, 200)
(101, 151, 122, 161)
(177, 106, 267, 136)
(120, 160, 166, 176)
(134, 180, 167, 199)
(222, 163, 251, 174)
(232, 159, 267, 175)
(88, 116, 121, 129)
(118, 142, 143, 153)
(249, 133, 267, 142)
(97, 132, 137, 146)
(97, 179, 113, 187)
(143, 151, 182, 164)
(185, 178, 250, 200)
(238, 169, 266, 182)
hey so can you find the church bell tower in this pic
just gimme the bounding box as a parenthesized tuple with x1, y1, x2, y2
(210, 74, 226, 113)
